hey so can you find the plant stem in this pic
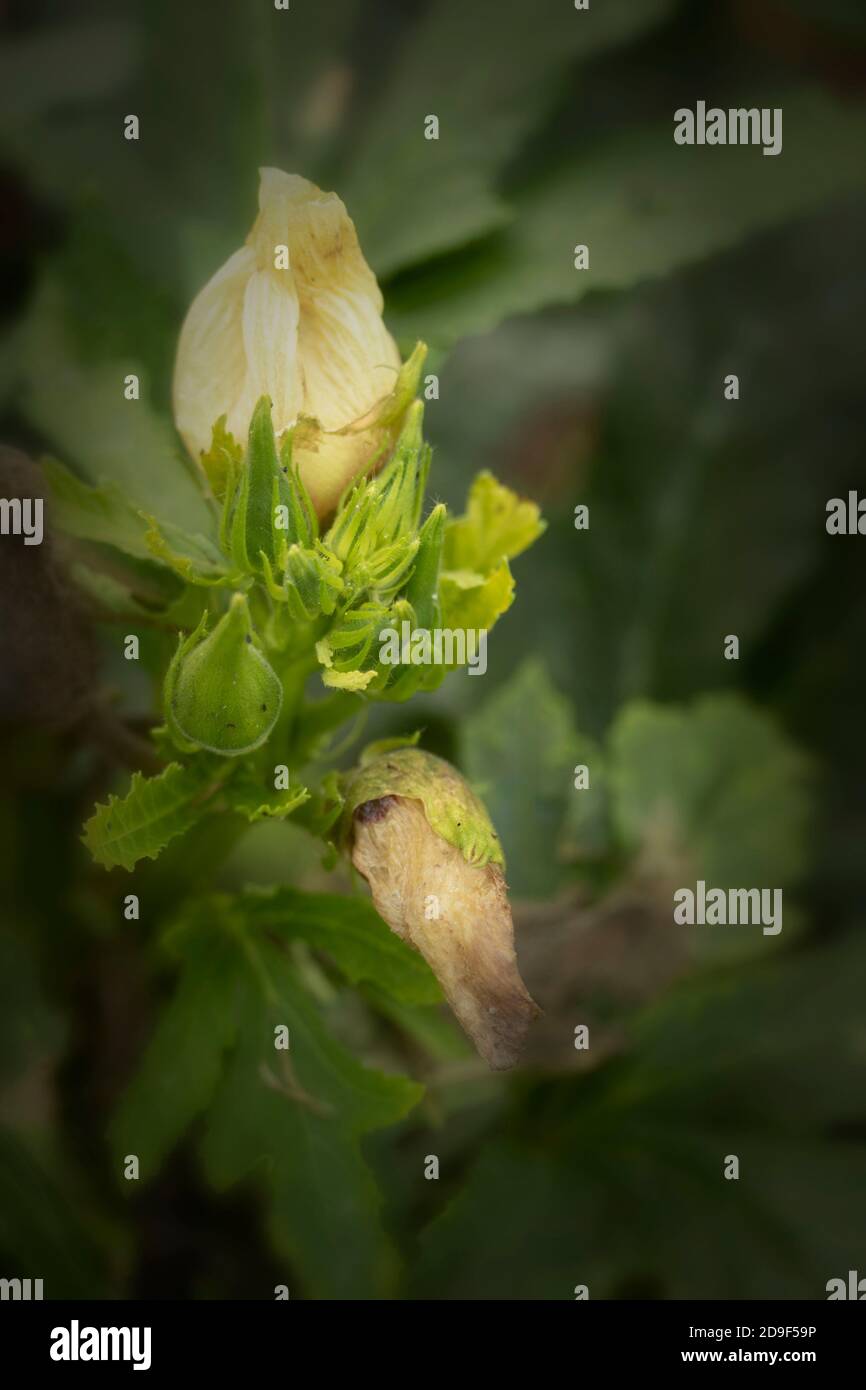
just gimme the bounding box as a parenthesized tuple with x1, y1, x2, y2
(292, 689, 364, 763)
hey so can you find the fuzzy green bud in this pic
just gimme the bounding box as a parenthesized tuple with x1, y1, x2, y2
(165, 593, 282, 755)
(283, 543, 343, 620)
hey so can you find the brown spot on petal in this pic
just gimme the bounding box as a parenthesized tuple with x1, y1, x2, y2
(351, 796, 539, 1069)
(354, 795, 397, 824)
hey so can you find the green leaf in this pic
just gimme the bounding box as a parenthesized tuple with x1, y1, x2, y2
(607, 695, 813, 959)
(223, 774, 310, 824)
(143, 514, 231, 586)
(200, 952, 420, 1298)
(388, 86, 866, 349)
(82, 760, 222, 871)
(18, 275, 213, 537)
(346, 0, 675, 277)
(464, 678, 813, 914)
(416, 1126, 866, 1300)
(414, 931, 866, 1299)
(438, 563, 514, 637)
(199, 416, 242, 504)
(443, 471, 545, 572)
(624, 931, 866, 1133)
(363, 986, 469, 1064)
(433, 472, 543, 647)
(0, 3, 358, 284)
(557, 735, 612, 871)
(445, 260, 863, 734)
(0, 1128, 110, 1299)
(43, 457, 152, 560)
(464, 659, 587, 897)
(79, 550, 203, 624)
(110, 921, 241, 1174)
(112, 898, 423, 1297)
(289, 769, 346, 841)
(609, 695, 812, 890)
(68, 561, 177, 620)
(237, 887, 441, 1005)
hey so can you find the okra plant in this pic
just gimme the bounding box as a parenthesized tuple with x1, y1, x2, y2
(63, 169, 545, 1069)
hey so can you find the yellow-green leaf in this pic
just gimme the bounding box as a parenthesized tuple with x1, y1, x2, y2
(444, 471, 545, 573)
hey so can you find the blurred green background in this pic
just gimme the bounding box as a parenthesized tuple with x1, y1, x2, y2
(1, 0, 865, 1299)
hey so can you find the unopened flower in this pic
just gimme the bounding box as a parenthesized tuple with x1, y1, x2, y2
(173, 167, 423, 518)
(165, 593, 282, 756)
(342, 749, 539, 1069)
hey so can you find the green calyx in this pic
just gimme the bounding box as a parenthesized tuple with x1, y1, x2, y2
(193, 381, 544, 704)
(221, 397, 318, 580)
(165, 593, 283, 756)
(340, 746, 505, 868)
(405, 502, 445, 629)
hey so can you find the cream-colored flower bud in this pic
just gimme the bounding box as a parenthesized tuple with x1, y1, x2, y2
(173, 168, 420, 518)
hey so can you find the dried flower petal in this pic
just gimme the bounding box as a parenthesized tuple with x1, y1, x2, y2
(344, 751, 539, 1069)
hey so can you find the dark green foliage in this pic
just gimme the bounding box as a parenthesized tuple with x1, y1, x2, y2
(1, 0, 864, 1303)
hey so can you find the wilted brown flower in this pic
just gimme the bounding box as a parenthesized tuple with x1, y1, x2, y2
(343, 749, 539, 1070)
